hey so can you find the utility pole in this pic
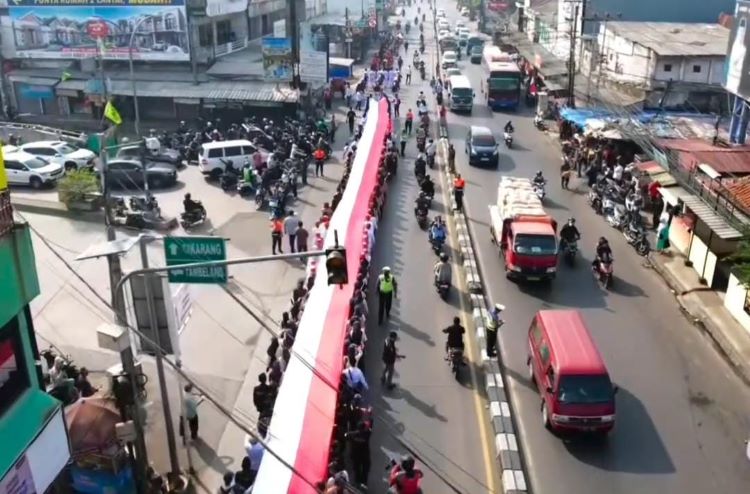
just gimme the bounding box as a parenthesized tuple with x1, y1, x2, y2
(139, 240, 181, 480)
(567, 3, 579, 107)
(289, 0, 301, 88)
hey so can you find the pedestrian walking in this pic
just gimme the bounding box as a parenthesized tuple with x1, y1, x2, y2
(406, 66, 412, 84)
(484, 303, 505, 358)
(329, 114, 337, 143)
(345, 83, 353, 108)
(283, 211, 300, 253)
(394, 95, 401, 117)
(313, 147, 326, 177)
(180, 384, 201, 440)
(561, 160, 572, 189)
(217, 472, 234, 494)
(252, 373, 273, 416)
(651, 193, 664, 231)
(347, 108, 356, 134)
(404, 40, 409, 53)
(400, 129, 407, 157)
(405, 109, 414, 134)
(293, 219, 308, 251)
(377, 266, 397, 324)
(355, 90, 364, 110)
(270, 216, 283, 254)
(448, 143, 456, 173)
(381, 331, 403, 389)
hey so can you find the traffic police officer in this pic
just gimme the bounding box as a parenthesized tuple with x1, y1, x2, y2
(484, 303, 505, 357)
(378, 267, 398, 325)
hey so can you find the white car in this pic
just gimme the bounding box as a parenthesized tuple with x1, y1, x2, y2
(438, 29, 451, 39)
(438, 19, 450, 30)
(20, 141, 96, 172)
(441, 51, 458, 69)
(437, 9, 446, 18)
(460, 7, 470, 16)
(445, 67, 462, 77)
(455, 20, 466, 30)
(3, 150, 64, 189)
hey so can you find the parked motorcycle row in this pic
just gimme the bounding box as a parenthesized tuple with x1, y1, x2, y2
(587, 175, 651, 256)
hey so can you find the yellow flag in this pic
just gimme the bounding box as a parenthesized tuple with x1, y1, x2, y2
(0, 144, 7, 190)
(104, 101, 122, 126)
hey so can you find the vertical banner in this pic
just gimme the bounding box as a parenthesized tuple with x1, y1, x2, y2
(726, 0, 750, 98)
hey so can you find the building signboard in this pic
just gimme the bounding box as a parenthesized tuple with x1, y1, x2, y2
(299, 21, 328, 87)
(726, 0, 750, 99)
(261, 37, 293, 82)
(8, 0, 190, 62)
(206, 0, 248, 17)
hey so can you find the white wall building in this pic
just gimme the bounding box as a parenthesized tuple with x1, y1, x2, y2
(585, 21, 729, 89)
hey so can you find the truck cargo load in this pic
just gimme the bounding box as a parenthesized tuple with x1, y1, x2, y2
(489, 177, 558, 281)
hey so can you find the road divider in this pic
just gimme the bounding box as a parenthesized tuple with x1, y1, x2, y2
(437, 125, 529, 494)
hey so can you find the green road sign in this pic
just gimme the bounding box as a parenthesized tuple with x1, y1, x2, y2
(164, 237, 227, 284)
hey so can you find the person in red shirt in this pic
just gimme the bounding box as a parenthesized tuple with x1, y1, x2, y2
(405, 109, 414, 135)
(389, 456, 423, 494)
(313, 147, 327, 177)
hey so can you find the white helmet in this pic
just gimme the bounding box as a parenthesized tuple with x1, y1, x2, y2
(494, 303, 506, 312)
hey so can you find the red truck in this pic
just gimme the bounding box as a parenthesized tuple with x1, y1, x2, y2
(489, 177, 558, 281)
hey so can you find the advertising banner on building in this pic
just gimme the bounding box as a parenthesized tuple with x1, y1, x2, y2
(725, 0, 750, 99)
(0, 454, 36, 494)
(206, 0, 248, 17)
(299, 21, 329, 87)
(261, 37, 293, 82)
(9, 0, 190, 62)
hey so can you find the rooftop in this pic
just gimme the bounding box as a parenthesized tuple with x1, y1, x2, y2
(657, 139, 750, 175)
(604, 21, 730, 57)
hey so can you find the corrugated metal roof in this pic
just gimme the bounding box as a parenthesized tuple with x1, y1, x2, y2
(726, 177, 750, 212)
(103, 80, 298, 103)
(658, 139, 750, 175)
(605, 22, 730, 57)
(682, 195, 743, 239)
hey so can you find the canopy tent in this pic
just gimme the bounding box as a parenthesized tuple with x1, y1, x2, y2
(252, 99, 390, 494)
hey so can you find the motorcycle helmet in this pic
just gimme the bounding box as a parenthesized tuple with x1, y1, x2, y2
(568, 218, 575, 225)
(400, 455, 415, 472)
(184, 193, 191, 200)
(599, 236, 608, 245)
(494, 303, 506, 312)
(536, 171, 543, 177)
(440, 253, 449, 262)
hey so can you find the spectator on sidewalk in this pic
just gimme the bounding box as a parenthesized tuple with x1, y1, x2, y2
(296, 221, 309, 260)
(283, 211, 300, 253)
(217, 472, 235, 494)
(345, 83, 353, 108)
(405, 109, 414, 134)
(180, 384, 201, 440)
(253, 373, 273, 416)
(234, 457, 254, 492)
(347, 108, 356, 134)
(270, 216, 284, 254)
(346, 420, 372, 487)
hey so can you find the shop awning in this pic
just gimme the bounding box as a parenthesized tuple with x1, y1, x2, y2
(56, 80, 87, 91)
(682, 195, 743, 240)
(659, 185, 692, 205)
(8, 75, 58, 86)
(96, 80, 299, 104)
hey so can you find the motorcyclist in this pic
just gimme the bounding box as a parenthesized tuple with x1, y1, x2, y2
(183, 193, 204, 216)
(389, 455, 424, 494)
(420, 175, 435, 197)
(434, 252, 452, 283)
(559, 218, 580, 249)
(442, 316, 465, 356)
(177, 120, 188, 134)
(429, 217, 447, 245)
(414, 153, 427, 177)
(504, 121, 514, 134)
(532, 170, 546, 187)
(414, 192, 430, 216)
(241, 160, 257, 191)
(425, 138, 436, 164)
(592, 237, 613, 270)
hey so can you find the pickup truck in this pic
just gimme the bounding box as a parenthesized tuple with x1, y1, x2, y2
(489, 177, 558, 281)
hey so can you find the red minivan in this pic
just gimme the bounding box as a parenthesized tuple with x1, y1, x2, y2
(527, 310, 618, 434)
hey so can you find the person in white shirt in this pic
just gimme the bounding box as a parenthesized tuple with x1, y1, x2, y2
(612, 163, 624, 182)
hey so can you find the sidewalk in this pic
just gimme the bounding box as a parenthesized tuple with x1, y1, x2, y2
(648, 248, 750, 384)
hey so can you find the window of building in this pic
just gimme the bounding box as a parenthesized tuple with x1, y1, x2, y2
(198, 24, 212, 48)
(261, 15, 271, 36)
(216, 20, 232, 45)
(692, 65, 702, 73)
(0, 315, 30, 416)
(663, 63, 672, 72)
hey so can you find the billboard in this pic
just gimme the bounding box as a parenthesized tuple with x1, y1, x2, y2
(725, 0, 750, 99)
(8, 0, 190, 62)
(261, 37, 293, 82)
(299, 21, 328, 87)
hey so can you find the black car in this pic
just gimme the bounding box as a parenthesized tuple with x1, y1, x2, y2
(465, 126, 499, 167)
(105, 159, 178, 189)
(116, 145, 182, 166)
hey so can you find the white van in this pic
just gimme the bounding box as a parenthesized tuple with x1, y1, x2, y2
(198, 139, 258, 176)
(447, 75, 474, 113)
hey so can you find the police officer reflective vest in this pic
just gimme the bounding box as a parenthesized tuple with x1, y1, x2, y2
(379, 274, 394, 293)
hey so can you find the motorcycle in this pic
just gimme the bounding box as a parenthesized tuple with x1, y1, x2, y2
(430, 235, 444, 255)
(220, 169, 239, 191)
(533, 183, 546, 201)
(129, 194, 161, 219)
(595, 259, 614, 289)
(562, 239, 578, 266)
(181, 204, 207, 229)
(606, 205, 630, 230)
(504, 132, 513, 148)
(588, 189, 602, 214)
(623, 222, 650, 256)
(534, 114, 546, 130)
(448, 347, 463, 379)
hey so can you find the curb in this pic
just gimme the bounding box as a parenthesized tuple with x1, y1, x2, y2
(437, 128, 529, 493)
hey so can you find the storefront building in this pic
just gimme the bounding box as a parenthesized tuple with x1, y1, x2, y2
(0, 170, 71, 494)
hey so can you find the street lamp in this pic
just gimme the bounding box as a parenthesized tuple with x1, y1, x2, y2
(129, 15, 153, 137)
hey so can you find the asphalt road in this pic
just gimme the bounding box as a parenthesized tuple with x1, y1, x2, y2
(363, 4, 500, 493)
(436, 2, 750, 493)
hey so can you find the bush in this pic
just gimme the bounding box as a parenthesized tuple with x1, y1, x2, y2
(57, 169, 100, 205)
